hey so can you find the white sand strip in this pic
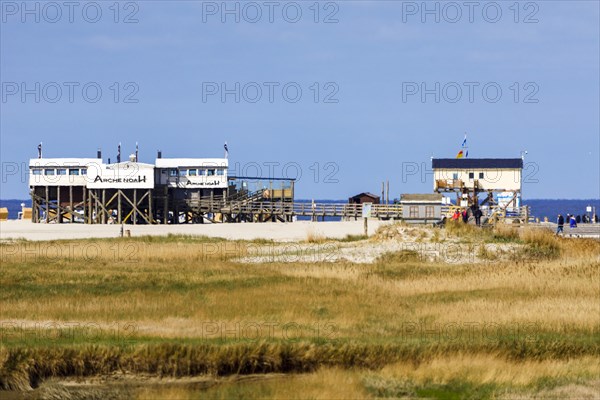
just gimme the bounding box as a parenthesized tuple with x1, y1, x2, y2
(0, 220, 389, 242)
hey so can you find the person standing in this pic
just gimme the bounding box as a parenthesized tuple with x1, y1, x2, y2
(452, 209, 460, 221)
(556, 214, 564, 235)
(462, 208, 468, 223)
(570, 214, 577, 228)
(474, 207, 483, 226)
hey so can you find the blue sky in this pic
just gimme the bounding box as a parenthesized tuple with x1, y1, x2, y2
(1, 0, 599, 200)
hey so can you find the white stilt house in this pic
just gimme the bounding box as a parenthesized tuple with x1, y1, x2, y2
(29, 157, 101, 223)
(28, 146, 293, 225)
(155, 158, 228, 190)
(432, 158, 523, 211)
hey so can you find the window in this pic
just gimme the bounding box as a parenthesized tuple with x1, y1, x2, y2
(80, 168, 87, 175)
(207, 169, 215, 176)
(452, 173, 458, 180)
(179, 169, 187, 177)
(169, 169, 177, 177)
(217, 169, 225, 176)
(198, 169, 206, 176)
(32, 169, 42, 175)
(409, 206, 418, 218)
(425, 206, 434, 218)
(468, 172, 474, 179)
(479, 172, 484, 179)
(44, 169, 55, 175)
(188, 169, 197, 176)
(57, 169, 67, 175)
(69, 169, 80, 175)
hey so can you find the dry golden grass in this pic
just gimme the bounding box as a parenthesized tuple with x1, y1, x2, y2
(1, 231, 598, 396)
(195, 368, 368, 400)
(377, 355, 599, 386)
(1, 234, 598, 335)
(305, 230, 326, 244)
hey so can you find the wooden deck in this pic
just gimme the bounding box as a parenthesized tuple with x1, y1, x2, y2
(187, 200, 404, 221)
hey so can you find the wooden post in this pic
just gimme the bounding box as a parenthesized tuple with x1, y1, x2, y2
(174, 195, 179, 225)
(210, 190, 214, 222)
(83, 186, 87, 223)
(45, 186, 49, 223)
(117, 190, 122, 224)
(84, 187, 88, 223)
(133, 189, 137, 225)
(163, 186, 168, 224)
(90, 189, 95, 224)
(386, 180, 389, 205)
(94, 190, 99, 224)
(31, 190, 37, 223)
(280, 181, 284, 223)
(69, 186, 73, 223)
(364, 217, 368, 237)
(101, 189, 106, 224)
(148, 189, 153, 224)
(57, 186, 61, 223)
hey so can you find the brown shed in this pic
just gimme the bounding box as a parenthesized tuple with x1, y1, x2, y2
(348, 192, 380, 205)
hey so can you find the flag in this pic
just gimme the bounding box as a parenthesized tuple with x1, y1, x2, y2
(37, 142, 42, 158)
(460, 134, 468, 158)
(224, 142, 229, 158)
(117, 143, 121, 163)
(135, 142, 139, 162)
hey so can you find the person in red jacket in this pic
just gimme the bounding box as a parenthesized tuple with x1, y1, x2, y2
(452, 209, 460, 221)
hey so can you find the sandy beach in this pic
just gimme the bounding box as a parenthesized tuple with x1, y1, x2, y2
(0, 220, 389, 242)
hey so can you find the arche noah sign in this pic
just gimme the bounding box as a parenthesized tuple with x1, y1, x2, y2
(93, 175, 147, 184)
(87, 164, 154, 189)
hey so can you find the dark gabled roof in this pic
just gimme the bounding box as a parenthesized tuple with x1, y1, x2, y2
(432, 158, 523, 169)
(350, 192, 380, 199)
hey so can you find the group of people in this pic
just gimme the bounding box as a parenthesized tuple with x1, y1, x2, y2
(556, 213, 597, 235)
(451, 206, 484, 226)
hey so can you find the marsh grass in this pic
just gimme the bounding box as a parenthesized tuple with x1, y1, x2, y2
(517, 228, 561, 260)
(337, 234, 368, 242)
(1, 228, 598, 395)
(445, 220, 481, 238)
(476, 244, 497, 260)
(3, 340, 599, 392)
(376, 250, 420, 264)
(305, 231, 326, 244)
(487, 224, 521, 243)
